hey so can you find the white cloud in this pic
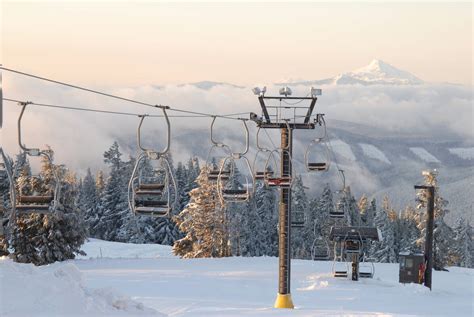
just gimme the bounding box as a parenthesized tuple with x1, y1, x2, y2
(2, 74, 472, 174)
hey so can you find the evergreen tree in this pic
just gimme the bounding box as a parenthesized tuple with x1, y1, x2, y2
(369, 196, 397, 263)
(364, 198, 377, 227)
(452, 217, 473, 268)
(398, 205, 421, 254)
(309, 184, 333, 259)
(95, 142, 129, 241)
(358, 194, 369, 224)
(290, 175, 309, 259)
(173, 166, 228, 258)
(416, 170, 453, 270)
(333, 187, 352, 226)
(252, 176, 278, 256)
(10, 149, 87, 265)
(0, 152, 13, 256)
(95, 170, 105, 196)
(79, 168, 99, 237)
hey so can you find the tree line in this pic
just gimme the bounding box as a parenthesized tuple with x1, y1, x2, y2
(0, 142, 472, 269)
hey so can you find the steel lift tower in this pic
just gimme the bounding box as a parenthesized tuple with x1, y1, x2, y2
(250, 86, 321, 308)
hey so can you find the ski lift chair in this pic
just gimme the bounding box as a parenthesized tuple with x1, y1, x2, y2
(263, 148, 292, 188)
(359, 257, 375, 278)
(15, 103, 60, 215)
(329, 170, 347, 219)
(218, 120, 253, 203)
(332, 242, 349, 278)
(291, 211, 305, 228)
(311, 237, 330, 261)
(133, 172, 170, 217)
(252, 127, 277, 182)
(304, 114, 331, 172)
(128, 111, 177, 217)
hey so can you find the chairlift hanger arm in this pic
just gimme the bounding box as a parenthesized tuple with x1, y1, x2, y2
(137, 107, 171, 156)
(17, 102, 38, 154)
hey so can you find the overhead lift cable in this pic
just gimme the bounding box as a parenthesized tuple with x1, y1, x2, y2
(2, 98, 248, 119)
(0, 66, 250, 121)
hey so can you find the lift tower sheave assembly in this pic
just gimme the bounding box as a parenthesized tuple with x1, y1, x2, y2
(251, 86, 320, 309)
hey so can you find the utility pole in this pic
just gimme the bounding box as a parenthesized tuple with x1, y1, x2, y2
(414, 185, 435, 290)
(251, 86, 320, 308)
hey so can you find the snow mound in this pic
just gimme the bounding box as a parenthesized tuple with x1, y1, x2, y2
(409, 147, 440, 163)
(449, 147, 474, 160)
(359, 143, 391, 164)
(0, 257, 162, 316)
(78, 238, 174, 260)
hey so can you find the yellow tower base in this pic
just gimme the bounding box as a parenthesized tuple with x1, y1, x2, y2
(274, 293, 295, 309)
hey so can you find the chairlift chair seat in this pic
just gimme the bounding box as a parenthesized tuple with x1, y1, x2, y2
(254, 171, 273, 180)
(334, 270, 348, 278)
(208, 169, 230, 181)
(221, 189, 249, 201)
(138, 183, 164, 190)
(291, 221, 304, 228)
(265, 177, 291, 188)
(307, 162, 328, 171)
(16, 204, 51, 214)
(344, 240, 361, 254)
(135, 190, 163, 196)
(333, 261, 349, 278)
(359, 271, 373, 278)
(313, 254, 330, 261)
(135, 200, 168, 207)
(18, 195, 53, 204)
(135, 206, 170, 217)
(329, 210, 345, 218)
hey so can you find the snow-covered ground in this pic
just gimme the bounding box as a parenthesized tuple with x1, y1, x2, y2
(1, 239, 473, 316)
(409, 147, 440, 163)
(449, 148, 474, 160)
(358, 143, 391, 164)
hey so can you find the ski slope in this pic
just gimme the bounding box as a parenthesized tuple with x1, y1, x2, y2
(1, 239, 473, 316)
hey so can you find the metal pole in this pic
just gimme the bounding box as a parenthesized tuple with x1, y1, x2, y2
(415, 184, 435, 290)
(424, 186, 434, 290)
(274, 126, 294, 309)
(351, 253, 359, 281)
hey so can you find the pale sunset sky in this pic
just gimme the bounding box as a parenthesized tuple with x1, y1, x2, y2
(1, 1, 472, 86)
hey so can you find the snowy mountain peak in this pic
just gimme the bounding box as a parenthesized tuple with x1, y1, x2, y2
(345, 59, 423, 85)
(276, 59, 424, 86)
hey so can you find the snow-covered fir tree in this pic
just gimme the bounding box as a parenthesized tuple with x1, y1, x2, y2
(398, 205, 421, 254)
(252, 174, 278, 257)
(416, 169, 454, 270)
(290, 175, 310, 259)
(369, 196, 397, 263)
(78, 168, 99, 237)
(94, 142, 129, 241)
(10, 149, 86, 265)
(173, 166, 229, 258)
(308, 184, 334, 260)
(452, 217, 473, 268)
